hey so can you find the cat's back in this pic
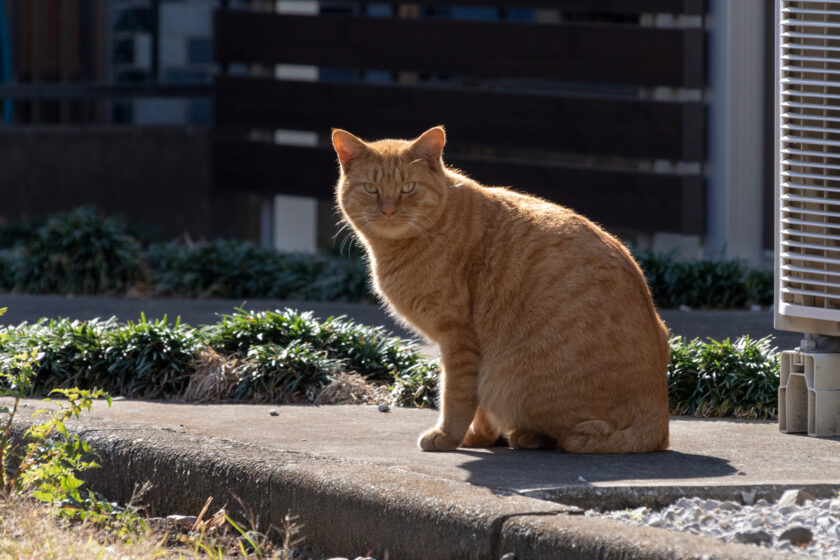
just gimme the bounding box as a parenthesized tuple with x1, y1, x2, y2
(467, 184, 668, 359)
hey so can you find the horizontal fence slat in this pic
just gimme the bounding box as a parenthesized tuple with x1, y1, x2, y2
(214, 12, 704, 88)
(214, 142, 705, 235)
(215, 77, 704, 162)
(0, 83, 211, 100)
(394, 0, 705, 13)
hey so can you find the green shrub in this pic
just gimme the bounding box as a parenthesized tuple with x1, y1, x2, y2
(390, 360, 440, 408)
(209, 309, 425, 382)
(233, 341, 341, 402)
(0, 216, 41, 249)
(0, 309, 783, 419)
(2, 207, 145, 295)
(668, 336, 779, 419)
(0, 316, 204, 399)
(1, 309, 431, 403)
(146, 239, 371, 302)
(0, 207, 776, 309)
(0, 319, 111, 395)
(100, 316, 205, 399)
(635, 251, 773, 309)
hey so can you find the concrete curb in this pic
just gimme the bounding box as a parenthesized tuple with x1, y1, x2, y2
(20, 420, 793, 560)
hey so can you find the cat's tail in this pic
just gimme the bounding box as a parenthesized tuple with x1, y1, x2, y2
(559, 417, 669, 454)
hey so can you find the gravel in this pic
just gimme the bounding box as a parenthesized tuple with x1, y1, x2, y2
(593, 489, 840, 558)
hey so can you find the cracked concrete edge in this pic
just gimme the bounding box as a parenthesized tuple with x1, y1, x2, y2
(12, 421, 795, 560)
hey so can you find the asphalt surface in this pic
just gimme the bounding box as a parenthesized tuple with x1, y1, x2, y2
(0, 292, 804, 351)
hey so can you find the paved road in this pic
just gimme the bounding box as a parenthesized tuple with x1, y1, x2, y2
(0, 293, 803, 350)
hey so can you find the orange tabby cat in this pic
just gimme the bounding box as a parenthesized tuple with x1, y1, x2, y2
(332, 126, 670, 453)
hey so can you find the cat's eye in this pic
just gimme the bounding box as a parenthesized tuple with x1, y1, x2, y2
(363, 183, 378, 194)
(401, 182, 416, 194)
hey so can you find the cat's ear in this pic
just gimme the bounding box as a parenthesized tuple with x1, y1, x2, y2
(410, 126, 446, 167)
(332, 129, 368, 167)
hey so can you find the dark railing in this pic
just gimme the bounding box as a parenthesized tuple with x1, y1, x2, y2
(0, 0, 212, 125)
(214, 1, 707, 235)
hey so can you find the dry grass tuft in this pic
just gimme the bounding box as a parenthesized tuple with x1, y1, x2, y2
(184, 349, 390, 406)
(183, 348, 244, 402)
(314, 372, 391, 405)
(0, 498, 163, 560)
(0, 496, 312, 559)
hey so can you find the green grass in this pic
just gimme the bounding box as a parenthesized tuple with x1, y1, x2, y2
(0, 316, 204, 400)
(209, 309, 427, 382)
(0, 309, 438, 406)
(668, 335, 779, 420)
(1, 308, 781, 419)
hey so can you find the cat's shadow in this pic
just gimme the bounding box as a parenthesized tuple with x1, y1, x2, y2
(454, 447, 737, 491)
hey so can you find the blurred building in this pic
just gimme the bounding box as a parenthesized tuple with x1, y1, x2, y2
(0, 1, 773, 265)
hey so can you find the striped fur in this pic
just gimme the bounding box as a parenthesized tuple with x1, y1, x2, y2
(332, 127, 669, 453)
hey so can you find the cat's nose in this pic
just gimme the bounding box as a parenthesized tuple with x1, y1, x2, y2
(381, 205, 396, 217)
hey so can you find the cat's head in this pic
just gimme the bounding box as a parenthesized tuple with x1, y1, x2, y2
(332, 126, 449, 241)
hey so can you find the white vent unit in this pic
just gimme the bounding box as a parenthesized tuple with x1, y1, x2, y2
(775, 0, 840, 436)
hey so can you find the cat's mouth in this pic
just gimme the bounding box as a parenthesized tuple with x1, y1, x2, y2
(365, 214, 420, 239)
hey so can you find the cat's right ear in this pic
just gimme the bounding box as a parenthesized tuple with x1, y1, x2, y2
(332, 129, 368, 167)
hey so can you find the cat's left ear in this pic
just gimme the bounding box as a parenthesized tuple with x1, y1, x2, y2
(410, 126, 446, 168)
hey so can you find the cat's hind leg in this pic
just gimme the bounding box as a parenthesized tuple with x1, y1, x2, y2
(461, 406, 502, 447)
(508, 428, 556, 449)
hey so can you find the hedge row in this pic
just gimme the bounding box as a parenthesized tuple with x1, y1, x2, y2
(0, 208, 372, 302)
(0, 207, 773, 308)
(0, 308, 779, 418)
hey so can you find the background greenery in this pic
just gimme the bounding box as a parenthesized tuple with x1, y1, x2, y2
(0, 207, 772, 309)
(0, 309, 780, 419)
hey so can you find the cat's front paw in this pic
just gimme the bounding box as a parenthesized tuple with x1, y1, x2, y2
(417, 427, 460, 451)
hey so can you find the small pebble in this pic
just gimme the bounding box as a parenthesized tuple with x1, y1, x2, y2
(592, 488, 838, 557)
(377, 404, 390, 413)
(269, 409, 279, 416)
(500, 554, 516, 560)
(166, 514, 197, 529)
(779, 525, 814, 546)
(779, 489, 815, 508)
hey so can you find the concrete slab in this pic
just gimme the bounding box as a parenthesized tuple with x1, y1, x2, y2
(40, 400, 837, 507)
(8, 398, 828, 559)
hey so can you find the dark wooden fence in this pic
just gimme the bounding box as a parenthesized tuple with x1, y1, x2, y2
(214, 1, 707, 235)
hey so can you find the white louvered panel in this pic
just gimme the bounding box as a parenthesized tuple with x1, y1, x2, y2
(782, 226, 840, 240)
(780, 1, 840, 314)
(782, 274, 840, 289)
(783, 262, 840, 276)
